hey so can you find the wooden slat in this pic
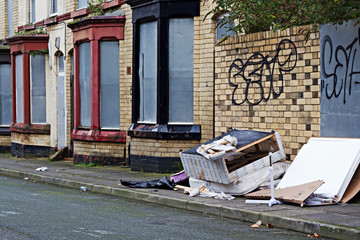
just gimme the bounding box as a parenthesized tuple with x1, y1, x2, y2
(236, 134, 275, 152)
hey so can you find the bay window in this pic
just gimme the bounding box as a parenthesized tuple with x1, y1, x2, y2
(127, 0, 200, 139)
(7, 35, 50, 134)
(68, 16, 125, 142)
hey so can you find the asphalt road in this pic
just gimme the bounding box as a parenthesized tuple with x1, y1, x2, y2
(0, 175, 317, 240)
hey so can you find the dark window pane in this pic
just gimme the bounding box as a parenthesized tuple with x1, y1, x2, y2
(79, 42, 91, 127)
(15, 54, 24, 123)
(169, 18, 194, 123)
(139, 21, 157, 123)
(100, 41, 120, 129)
(30, 55, 46, 124)
(0, 64, 12, 126)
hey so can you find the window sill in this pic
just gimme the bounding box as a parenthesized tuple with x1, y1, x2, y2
(71, 129, 126, 143)
(128, 123, 201, 140)
(10, 123, 50, 135)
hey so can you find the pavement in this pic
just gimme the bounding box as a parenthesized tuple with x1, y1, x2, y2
(0, 154, 359, 240)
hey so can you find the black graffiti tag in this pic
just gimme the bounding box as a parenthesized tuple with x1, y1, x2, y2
(228, 39, 297, 106)
(321, 28, 360, 104)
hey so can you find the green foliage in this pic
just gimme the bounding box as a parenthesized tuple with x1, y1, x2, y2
(207, 0, 360, 37)
(74, 162, 99, 168)
(88, 0, 105, 17)
(14, 26, 47, 36)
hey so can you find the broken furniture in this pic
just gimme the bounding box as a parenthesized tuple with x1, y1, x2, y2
(180, 129, 287, 193)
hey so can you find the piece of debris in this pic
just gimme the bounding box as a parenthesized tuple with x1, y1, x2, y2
(180, 129, 286, 187)
(245, 180, 324, 207)
(80, 186, 87, 192)
(307, 233, 321, 238)
(175, 184, 235, 200)
(170, 170, 189, 186)
(36, 167, 48, 172)
(250, 223, 260, 228)
(266, 223, 274, 228)
(23, 177, 29, 181)
(120, 177, 175, 190)
(55, 169, 66, 172)
(196, 135, 238, 159)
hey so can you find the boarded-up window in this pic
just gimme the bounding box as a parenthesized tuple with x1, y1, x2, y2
(79, 42, 91, 127)
(139, 21, 157, 123)
(169, 18, 194, 123)
(100, 41, 120, 129)
(15, 54, 24, 123)
(30, 55, 46, 124)
(0, 64, 12, 126)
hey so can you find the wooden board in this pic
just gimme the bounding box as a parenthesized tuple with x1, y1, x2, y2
(245, 180, 324, 206)
(341, 164, 360, 203)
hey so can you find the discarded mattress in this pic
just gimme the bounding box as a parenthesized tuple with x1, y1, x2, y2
(276, 137, 360, 204)
(189, 162, 290, 195)
(180, 129, 286, 184)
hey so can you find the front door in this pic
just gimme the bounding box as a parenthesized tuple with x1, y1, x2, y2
(57, 54, 66, 149)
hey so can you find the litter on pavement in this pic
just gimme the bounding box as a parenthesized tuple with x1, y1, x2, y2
(119, 176, 175, 190)
(36, 167, 48, 172)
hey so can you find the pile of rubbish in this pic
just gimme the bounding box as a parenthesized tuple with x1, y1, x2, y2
(120, 129, 360, 207)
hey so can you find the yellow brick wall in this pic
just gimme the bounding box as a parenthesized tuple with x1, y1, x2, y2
(214, 25, 321, 160)
(66, 0, 77, 13)
(119, 4, 133, 156)
(130, 138, 200, 158)
(0, 136, 11, 146)
(74, 140, 125, 158)
(194, 1, 215, 142)
(11, 132, 51, 146)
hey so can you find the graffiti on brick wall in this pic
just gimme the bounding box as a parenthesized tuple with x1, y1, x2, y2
(228, 39, 297, 106)
(321, 28, 360, 104)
